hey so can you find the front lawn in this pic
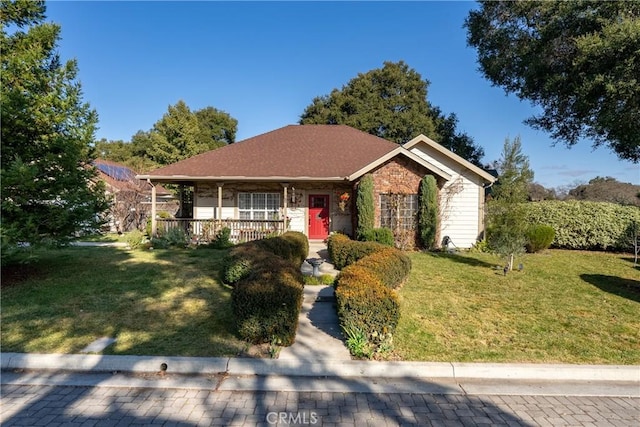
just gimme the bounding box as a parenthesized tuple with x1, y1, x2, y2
(395, 250, 640, 364)
(1, 247, 247, 357)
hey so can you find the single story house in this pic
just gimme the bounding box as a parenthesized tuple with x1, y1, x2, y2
(137, 124, 495, 248)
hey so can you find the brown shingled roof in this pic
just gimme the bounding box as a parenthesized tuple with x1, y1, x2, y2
(142, 125, 401, 181)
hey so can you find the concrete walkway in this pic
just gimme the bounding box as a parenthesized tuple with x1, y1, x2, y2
(278, 285, 351, 361)
(281, 241, 351, 360)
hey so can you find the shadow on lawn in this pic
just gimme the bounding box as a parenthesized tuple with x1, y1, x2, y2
(423, 251, 497, 269)
(1, 246, 250, 357)
(580, 274, 640, 303)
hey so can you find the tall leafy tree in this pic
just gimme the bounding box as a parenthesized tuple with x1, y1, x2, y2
(487, 136, 534, 271)
(301, 61, 437, 144)
(128, 101, 237, 166)
(194, 106, 237, 147)
(300, 61, 484, 165)
(466, 1, 640, 162)
(1, 0, 109, 249)
(148, 100, 201, 165)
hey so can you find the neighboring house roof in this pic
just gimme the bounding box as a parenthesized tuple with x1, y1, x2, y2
(94, 159, 172, 196)
(137, 124, 451, 182)
(404, 134, 497, 183)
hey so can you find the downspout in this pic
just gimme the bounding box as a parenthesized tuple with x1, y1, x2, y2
(480, 180, 495, 241)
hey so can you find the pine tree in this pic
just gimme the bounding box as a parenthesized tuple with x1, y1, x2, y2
(1, 0, 109, 251)
(487, 136, 534, 271)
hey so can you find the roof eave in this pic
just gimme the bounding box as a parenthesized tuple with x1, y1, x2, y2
(404, 135, 497, 183)
(346, 147, 453, 182)
(136, 175, 349, 183)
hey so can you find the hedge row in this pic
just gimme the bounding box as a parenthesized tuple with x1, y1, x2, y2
(223, 232, 308, 346)
(523, 201, 640, 251)
(339, 247, 411, 290)
(222, 231, 309, 285)
(231, 257, 303, 346)
(327, 233, 386, 270)
(360, 227, 394, 246)
(330, 234, 410, 356)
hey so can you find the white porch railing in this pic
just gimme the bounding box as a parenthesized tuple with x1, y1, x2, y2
(156, 218, 285, 243)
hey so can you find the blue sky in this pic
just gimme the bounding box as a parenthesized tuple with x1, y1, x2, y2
(46, 1, 638, 188)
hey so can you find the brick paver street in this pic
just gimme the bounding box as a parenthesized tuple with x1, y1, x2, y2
(1, 383, 638, 427)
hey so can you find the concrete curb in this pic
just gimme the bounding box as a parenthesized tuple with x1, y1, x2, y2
(2, 353, 638, 383)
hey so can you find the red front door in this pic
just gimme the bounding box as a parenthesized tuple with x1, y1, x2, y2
(309, 195, 330, 239)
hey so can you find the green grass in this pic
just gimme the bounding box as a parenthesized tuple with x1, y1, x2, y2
(1, 246, 247, 357)
(395, 250, 640, 364)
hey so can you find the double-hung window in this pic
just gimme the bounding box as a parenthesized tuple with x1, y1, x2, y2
(380, 194, 418, 230)
(238, 193, 280, 220)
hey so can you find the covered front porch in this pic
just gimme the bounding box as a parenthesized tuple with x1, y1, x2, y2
(156, 217, 285, 244)
(146, 179, 354, 244)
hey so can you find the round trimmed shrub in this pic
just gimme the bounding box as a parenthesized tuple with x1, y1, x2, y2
(326, 233, 385, 269)
(526, 224, 555, 253)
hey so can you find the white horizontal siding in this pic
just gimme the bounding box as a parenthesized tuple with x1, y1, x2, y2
(409, 146, 483, 248)
(288, 207, 305, 233)
(194, 206, 215, 220)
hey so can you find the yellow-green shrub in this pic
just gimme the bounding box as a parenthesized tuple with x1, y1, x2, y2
(335, 268, 400, 345)
(327, 233, 385, 269)
(256, 231, 309, 265)
(332, 234, 408, 357)
(349, 247, 411, 289)
(525, 224, 555, 253)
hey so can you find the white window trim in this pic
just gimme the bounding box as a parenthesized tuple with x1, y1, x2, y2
(238, 192, 281, 220)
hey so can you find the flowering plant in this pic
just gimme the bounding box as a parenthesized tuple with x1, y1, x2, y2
(338, 192, 351, 212)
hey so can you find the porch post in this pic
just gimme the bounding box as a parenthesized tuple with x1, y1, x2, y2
(149, 180, 157, 237)
(282, 183, 289, 233)
(217, 183, 224, 222)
